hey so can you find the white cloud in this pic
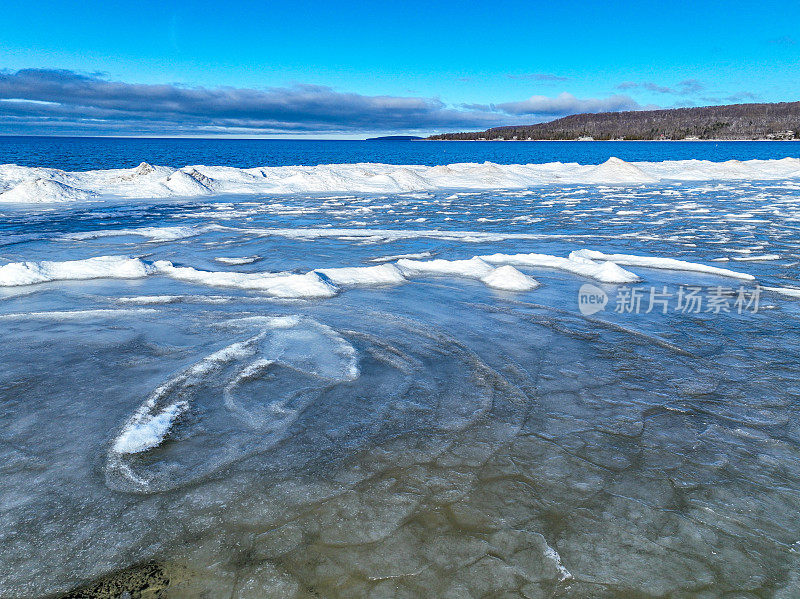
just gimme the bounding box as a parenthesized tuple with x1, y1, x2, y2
(496, 92, 642, 116)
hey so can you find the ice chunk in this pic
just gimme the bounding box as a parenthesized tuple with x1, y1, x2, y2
(64, 225, 209, 242)
(396, 257, 537, 292)
(315, 264, 406, 286)
(112, 399, 189, 454)
(368, 251, 434, 263)
(153, 261, 338, 298)
(481, 252, 640, 284)
(214, 256, 262, 265)
(0, 256, 153, 286)
(764, 286, 800, 298)
(570, 249, 755, 280)
(397, 257, 495, 278)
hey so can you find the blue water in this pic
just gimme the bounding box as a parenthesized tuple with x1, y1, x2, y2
(1, 136, 800, 170)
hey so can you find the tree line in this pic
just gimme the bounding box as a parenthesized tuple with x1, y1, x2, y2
(429, 102, 800, 141)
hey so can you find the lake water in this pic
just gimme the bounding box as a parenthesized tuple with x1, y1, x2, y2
(1, 138, 800, 598)
(3, 136, 800, 170)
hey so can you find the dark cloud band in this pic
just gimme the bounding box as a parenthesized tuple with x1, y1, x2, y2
(0, 69, 643, 135)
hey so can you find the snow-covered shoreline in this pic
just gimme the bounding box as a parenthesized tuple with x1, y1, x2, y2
(1, 156, 800, 203)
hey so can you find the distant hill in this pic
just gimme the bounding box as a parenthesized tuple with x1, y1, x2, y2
(429, 102, 800, 141)
(366, 135, 424, 141)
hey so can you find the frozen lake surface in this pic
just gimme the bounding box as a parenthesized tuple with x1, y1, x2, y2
(2, 151, 800, 597)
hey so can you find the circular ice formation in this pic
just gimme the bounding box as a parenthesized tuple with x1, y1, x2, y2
(105, 313, 525, 495)
(106, 316, 359, 493)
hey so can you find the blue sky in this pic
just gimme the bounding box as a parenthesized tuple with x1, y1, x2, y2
(0, 0, 797, 137)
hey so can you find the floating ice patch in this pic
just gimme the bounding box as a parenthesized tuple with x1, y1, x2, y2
(214, 255, 262, 265)
(63, 224, 217, 242)
(368, 251, 434, 263)
(115, 294, 234, 305)
(0, 308, 158, 320)
(730, 254, 780, 262)
(764, 286, 800, 298)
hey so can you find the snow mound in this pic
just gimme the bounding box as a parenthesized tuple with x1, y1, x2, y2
(481, 265, 540, 291)
(0, 178, 96, 203)
(583, 157, 658, 184)
(162, 168, 214, 196)
(114, 162, 157, 181)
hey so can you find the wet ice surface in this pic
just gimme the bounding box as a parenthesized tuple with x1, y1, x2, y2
(2, 179, 800, 598)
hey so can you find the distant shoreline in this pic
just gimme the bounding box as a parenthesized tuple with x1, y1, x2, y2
(421, 138, 800, 142)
